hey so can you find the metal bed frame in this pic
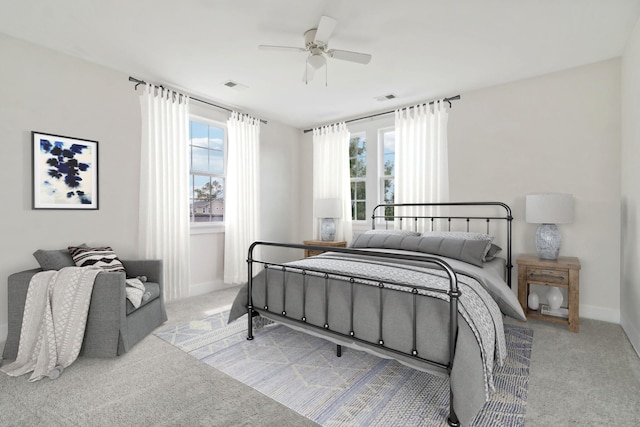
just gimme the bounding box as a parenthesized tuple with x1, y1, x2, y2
(245, 202, 513, 427)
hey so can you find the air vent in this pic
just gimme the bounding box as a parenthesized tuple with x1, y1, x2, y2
(375, 93, 397, 102)
(222, 80, 247, 91)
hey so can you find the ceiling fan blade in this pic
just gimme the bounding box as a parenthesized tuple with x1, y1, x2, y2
(314, 15, 337, 46)
(327, 49, 372, 64)
(259, 45, 306, 53)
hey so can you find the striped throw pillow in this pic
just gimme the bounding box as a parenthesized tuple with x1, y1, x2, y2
(68, 246, 126, 273)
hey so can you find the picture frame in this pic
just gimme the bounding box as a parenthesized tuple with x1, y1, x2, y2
(32, 131, 99, 210)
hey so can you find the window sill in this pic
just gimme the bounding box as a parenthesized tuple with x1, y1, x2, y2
(190, 222, 225, 235)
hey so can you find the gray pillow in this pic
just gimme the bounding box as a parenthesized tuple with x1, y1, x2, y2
(363, 229, 421, 237)
(350, 234, 491, 267)
(423, 231, 494, 261)
(33, 248, 76, 271)
(484, 244, 502, 261)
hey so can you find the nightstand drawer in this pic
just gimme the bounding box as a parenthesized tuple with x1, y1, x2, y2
(527, 267, 568, 285)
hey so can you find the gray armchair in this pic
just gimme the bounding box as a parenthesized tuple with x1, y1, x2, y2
(2, 259, 167, 360)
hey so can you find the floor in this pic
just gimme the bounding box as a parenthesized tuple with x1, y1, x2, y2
(1, 285, 639, 426)
(170, 286, 640, 426)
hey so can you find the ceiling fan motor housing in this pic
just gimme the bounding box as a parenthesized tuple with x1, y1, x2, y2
(304, 29, 325, 50)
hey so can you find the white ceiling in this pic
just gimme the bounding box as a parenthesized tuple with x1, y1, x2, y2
(1, 0, 639, 129)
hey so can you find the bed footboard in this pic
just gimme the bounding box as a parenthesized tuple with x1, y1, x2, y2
(246, 241, 461, 426)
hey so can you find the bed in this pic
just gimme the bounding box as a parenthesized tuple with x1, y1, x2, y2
(228, 202, 525, 426)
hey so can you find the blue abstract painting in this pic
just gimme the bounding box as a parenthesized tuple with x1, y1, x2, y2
(32, 131, 99, 209)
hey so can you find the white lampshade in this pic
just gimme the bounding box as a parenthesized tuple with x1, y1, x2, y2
(315, 198, 342, 219)
(525, 194, 574, 224)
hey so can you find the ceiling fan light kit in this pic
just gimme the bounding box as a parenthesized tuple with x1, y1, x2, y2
(307, 52, 326, 70)
(259, 15, 372, 85)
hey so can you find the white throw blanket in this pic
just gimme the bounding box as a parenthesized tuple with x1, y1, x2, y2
(125, 277, 146, 308)
(1, 267, 101, 381)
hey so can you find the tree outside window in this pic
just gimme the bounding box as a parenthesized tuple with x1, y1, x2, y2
(381, 130, 395, 220)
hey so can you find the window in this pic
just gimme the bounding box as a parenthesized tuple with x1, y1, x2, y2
(347, 117, 395, 224)
(381, 129, 395, 219)
(189, 119, 226, 223)
(349, 134, 367, 220)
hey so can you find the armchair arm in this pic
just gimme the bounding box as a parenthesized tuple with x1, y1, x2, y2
(80, 271, 127, 358)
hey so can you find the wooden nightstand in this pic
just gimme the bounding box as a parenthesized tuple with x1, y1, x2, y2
(517, 254, 581, 332)
(302, 239, 347, 257)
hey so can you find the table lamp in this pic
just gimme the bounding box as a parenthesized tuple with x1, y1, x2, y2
(315, 198, 342, 241)
(525, 193, 574, 260)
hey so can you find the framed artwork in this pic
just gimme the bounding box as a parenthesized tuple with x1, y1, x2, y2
(32, 131, 99, 210)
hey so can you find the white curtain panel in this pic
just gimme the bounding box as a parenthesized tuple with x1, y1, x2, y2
(312, 123, 353, 242)
(394, 100, 449, 232)
(224, 112, 261, 285)
(139, 85, 191, 301)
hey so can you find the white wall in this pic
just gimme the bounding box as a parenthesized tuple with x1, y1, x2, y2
(0, 34, 302, 341)
(0, 30, 629, 343)
(185, 106, 305, 296)
(450, 59, 622, 323)
(621, 17, 640, 353)
(0, 34, 141, 341)
(259, 120, 304, 259)
(299, 59, 622, 324)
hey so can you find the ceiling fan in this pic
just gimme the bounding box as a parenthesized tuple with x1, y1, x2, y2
(258, 15, 372, 84)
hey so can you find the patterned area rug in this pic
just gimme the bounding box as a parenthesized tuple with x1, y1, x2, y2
(155, 311, 532, 426)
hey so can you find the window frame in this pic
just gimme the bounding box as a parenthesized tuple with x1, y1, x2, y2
(189, 114, 227, 231)
(347, 116, 395, 225)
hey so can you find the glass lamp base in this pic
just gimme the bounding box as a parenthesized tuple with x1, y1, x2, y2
(535, 223, 561, 260)
(320, 218, 336, 241)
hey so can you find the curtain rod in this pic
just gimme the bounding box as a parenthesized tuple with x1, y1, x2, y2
(128, 76, 267, 125)
(303, 94, 460, 133)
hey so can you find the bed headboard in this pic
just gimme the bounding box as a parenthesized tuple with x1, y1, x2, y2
(371, 202, 514, 289)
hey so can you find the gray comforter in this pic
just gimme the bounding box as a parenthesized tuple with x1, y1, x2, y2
(228, 250, 524, 426)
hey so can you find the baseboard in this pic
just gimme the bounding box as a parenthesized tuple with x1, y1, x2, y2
(621, 314, 640, 358)
(189, 279, 234, 297)
(579, 304, 621, 324)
